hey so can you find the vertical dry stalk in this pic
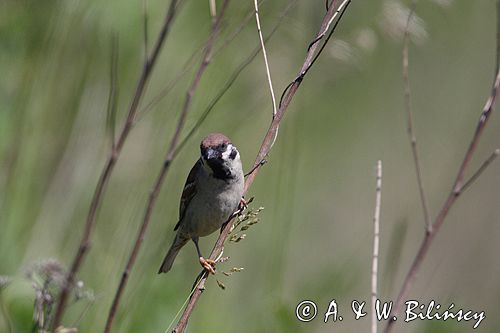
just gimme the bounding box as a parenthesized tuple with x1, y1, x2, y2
(402, 1, 431, 231)
(102, 2, 230, 332)
(209, 0, 217, 21)
(171, 1, 351, 332)
(384, 3, 500, 332)
(253, 0, 280, 150)
(51, 1, 180, 330)
(371, 160, 382, 333)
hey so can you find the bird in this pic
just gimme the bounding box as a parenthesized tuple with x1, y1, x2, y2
(158, 133, 245, 274)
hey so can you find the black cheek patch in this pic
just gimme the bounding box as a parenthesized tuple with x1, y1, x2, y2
(229, 149, 237, 160)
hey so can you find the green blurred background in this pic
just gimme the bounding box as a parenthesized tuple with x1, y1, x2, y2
(1, 0, 499, 332)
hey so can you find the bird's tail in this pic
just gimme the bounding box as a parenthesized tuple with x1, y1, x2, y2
(158, 233, 189, 274)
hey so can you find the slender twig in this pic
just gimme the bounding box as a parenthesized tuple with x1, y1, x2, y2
(102, 2, 230, 332)
(403, 1, 431, 232)
(72, 298, 95, 328)
(106, 34, 119, 150)
(253, 0, 278, 146)
(371, 161, 382, 333)
(143, 0, 149, 59)
(384, 3, 500, 331)
(172, 1, 351, 332)
(279, 0, 350, 109)
(164, 277, 205, 333)
(209, 0, 216, 21)
(244, 159, 267, 178)
(51, 0, 180, 330)
(461, 149, 500, 192)
(306, 0, 350, 53)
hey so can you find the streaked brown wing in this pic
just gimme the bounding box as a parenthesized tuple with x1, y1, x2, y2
(174, 158, 202, 231)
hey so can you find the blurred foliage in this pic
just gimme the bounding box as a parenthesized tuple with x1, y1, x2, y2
(1, 0, 500, 332)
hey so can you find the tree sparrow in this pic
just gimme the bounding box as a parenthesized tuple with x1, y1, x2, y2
(158, 133, 244, 274)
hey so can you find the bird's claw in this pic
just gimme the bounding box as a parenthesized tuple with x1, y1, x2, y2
(199, 257, 216, 274)
(238, 197, 248, 211)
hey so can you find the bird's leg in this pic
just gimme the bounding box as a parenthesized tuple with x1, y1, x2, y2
(192, 237, 216, 274)
(238, 197, 248, 211)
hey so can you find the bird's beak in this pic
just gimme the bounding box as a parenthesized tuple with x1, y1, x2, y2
(206, 148, 217, 160)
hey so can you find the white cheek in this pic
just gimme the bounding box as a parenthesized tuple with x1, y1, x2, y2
(222, 144, 234, 160)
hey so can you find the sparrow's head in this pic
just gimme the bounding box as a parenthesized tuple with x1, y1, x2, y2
(200, 133, 241, 180)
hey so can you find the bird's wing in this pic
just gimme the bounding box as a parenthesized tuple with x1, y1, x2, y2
(174, 158, 202, 231)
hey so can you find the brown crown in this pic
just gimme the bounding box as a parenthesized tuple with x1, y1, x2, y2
(200, 133, 232, 149)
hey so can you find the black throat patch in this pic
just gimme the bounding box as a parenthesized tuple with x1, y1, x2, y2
(207, 158, 234, 181)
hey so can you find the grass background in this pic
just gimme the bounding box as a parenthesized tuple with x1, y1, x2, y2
(1, 0, 499, 332)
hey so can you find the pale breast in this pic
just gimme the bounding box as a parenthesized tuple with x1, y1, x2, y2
(182, 177, 244, 237)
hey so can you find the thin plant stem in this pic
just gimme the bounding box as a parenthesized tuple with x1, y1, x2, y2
(402, 0, 431, 231)
(51, 0, 181, 330)
(254, 0, 279, 146)
(371, 161, 382, 333)
(461, 149, 500, 192)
